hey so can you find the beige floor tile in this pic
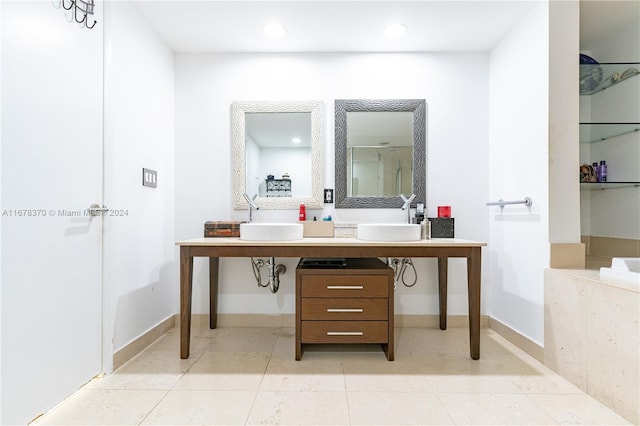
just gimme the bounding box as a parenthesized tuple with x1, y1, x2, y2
(89, 349, 202, 390)
(37, 326, 630, 426)
(115, 349, 201, 375)
(269, 328, 297, 359)
(529, 393, 631, 425)
(348, 391, 455, 425)
(466, 352, 548, 376)
(396, 327, 521, 358)
(34, 389, 167, 425)
(260, 357, 346, 391)
(141, 389, 256, 425)
(87, 370, 184, 391)
(246, 391, 350, 425)
(438, 392, 558, 425)
(429, 374, 523, 393)
(395, 327, 471, 356)
(145, 328, 212, 356)
(342, 354, 435, 392)
(205, 327, 282, 353)
(509, 373, 584, 394)
(173, 351, 270, 390)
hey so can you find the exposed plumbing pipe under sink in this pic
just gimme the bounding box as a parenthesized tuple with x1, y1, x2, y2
(250, 257, 286, 293)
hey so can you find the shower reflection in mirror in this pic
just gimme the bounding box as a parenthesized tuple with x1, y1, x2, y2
(346, 111, 414, 197)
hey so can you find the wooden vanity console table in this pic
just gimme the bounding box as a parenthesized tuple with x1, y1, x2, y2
(176, 237, 486, 360)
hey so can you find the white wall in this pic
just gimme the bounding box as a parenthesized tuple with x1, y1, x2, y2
(258, 147, 311, 197)
(175, 52, 490, 317)
(580, 21, 640, 240)
(103, 1, 176, 370)
(488, 2, 551, 345)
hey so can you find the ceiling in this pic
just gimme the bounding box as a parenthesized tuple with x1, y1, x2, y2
(132, 1, 639, 54)
(132, 1, 541, 53)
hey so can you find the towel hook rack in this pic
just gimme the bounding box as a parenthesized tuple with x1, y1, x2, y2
(61, 0, 97, 29)
(486, 197, 533, 210)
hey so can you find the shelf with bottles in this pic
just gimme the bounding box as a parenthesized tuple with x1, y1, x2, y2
(580, 62, 640, 96)
(580, 182, 640, 190)
(579, 123, 640, 144)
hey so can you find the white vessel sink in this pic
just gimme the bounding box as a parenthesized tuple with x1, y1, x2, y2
(240, 223, 304, 241)
(356, 223, 421, 242)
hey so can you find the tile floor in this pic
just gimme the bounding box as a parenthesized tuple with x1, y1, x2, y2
(34, 326, 630, 425)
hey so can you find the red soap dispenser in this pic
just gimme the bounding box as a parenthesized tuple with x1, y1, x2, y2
(298, 204, 306, 221)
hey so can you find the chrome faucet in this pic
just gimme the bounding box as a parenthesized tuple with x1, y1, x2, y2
(400, 193, 416, 224)
(243, 193, 259, 222)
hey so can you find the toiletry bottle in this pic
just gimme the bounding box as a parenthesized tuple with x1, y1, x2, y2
(423, 219, 431, 240)
(298, 204, 306, 221)
(599, 160, 607, 182)
(592, 162, 598, 182)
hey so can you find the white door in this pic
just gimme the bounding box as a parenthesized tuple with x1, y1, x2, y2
(1, 1, 104, 424)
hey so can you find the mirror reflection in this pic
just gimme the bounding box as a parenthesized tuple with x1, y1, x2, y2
(245, 112, 312, 198)
(231, 101, 324, 210)
(346, 111, 413, 197)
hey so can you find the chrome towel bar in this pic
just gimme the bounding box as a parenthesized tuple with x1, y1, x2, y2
(486, 197, 533, 209)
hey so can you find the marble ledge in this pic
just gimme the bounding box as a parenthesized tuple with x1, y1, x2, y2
(546, 267, 639, 294)
(176, 237, 487, 247)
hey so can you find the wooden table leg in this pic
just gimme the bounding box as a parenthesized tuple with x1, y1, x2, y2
(467, 247, 482, 360)
(209, 257, 219, 329)
(180, 247, 193, 359)
(438, 257, 448, 330)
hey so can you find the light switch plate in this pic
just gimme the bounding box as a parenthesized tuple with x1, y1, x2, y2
(324, 188, 334, 204)
(142, 168, 157, 188)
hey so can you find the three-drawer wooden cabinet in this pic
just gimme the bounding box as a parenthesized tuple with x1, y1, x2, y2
(295, 258, 394, 360)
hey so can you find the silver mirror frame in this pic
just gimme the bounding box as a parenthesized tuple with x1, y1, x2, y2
(231, 101, 324, 210)
(335, 99, 426, 208)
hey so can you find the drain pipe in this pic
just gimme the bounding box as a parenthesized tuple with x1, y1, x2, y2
(267, 257, 286, 293)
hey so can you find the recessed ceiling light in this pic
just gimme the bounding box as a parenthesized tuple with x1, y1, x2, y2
(291, 137, 301, 144)
(263, 23, 286, 39)
(384, 24, 407, 39)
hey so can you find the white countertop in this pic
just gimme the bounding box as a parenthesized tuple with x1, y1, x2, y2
(176, 237, 487, 247)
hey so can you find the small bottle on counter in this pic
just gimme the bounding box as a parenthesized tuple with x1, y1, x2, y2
(421, 219, 431, 240)
(298, 204, 306, 221)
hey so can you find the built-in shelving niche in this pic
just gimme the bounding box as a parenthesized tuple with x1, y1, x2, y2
(579, 62, 640, 190)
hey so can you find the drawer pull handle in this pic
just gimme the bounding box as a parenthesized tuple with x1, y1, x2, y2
(326, 285, 364, 290)
(327, 308, 364, 313)
(326, 331, 364, 336)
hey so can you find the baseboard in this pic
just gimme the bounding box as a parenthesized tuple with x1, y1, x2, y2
(488, 316, 544, 363)
(113, 315, 175, 370)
